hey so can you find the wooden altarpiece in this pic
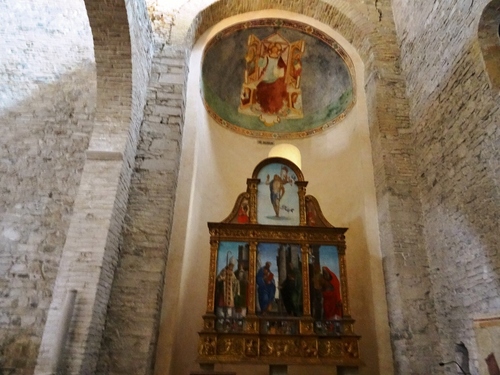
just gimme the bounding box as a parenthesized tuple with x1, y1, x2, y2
(198, 157, 362, 369)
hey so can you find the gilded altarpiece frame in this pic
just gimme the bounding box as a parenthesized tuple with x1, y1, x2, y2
(198, 158, 362, 368)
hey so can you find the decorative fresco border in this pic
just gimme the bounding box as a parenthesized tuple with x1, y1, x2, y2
(202, 18, 357, 139)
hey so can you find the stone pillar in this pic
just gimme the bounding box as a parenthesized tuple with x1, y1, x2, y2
(34, 158, 129, 375)
(49, 290, 77, 374)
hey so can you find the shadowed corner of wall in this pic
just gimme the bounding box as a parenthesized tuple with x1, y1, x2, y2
(478, 0, 500, 95)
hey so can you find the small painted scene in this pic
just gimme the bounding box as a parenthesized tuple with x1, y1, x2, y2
(227, 195, 250, 224)
(306, 198, 321, 226)
(256, 243, 303, 318)
(257, 162, 299, 225)
(309, 245, 343, 334)
(236, 196, 250, 224)
(202, 19, 354, 138)
(215, 241, 250, 332)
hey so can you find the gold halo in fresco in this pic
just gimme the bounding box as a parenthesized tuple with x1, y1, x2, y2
(201, 19, 356, 139)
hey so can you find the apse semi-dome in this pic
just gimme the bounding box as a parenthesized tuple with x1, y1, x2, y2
(201, 19, 356, 139)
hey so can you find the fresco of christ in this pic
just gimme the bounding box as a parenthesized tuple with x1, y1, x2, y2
(238, 32, 305, 127)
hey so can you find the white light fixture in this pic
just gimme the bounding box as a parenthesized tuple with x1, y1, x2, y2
(268, 144, 302, 170)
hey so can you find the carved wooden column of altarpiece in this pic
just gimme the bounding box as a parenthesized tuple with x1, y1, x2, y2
(198, 157, 362, 369)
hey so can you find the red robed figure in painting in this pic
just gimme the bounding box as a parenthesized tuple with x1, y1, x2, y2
(321, 266, 343, 319)
(239, 33, 305, 126)
(255, 42, 288, 114)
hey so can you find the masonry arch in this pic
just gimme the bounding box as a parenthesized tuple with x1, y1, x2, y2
(84, 0, 152, 159)
(153, 0, 408, 372)
(84, 0, 133, 156)
(478, 0, 500, 92)
(172, 0, 377, 77)
(154, 1, 435, 374)
(35, 0, 153, 373)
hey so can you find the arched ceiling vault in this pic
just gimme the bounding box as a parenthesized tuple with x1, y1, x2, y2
(84, 0, 133, 156)
(478, 0, 500, 92)
(181, 0, 379, 81)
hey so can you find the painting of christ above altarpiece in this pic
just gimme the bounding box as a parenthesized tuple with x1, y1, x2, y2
(198, 158, 362, 368)
(238, 32, 305, 127)
(256, 160, 300, 225)
(201, 19, 355, 139)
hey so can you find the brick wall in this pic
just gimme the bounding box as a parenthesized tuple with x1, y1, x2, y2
(393, 0, 500, 372)
(96, 44, 187, 375)
(35, 0, 153, 373)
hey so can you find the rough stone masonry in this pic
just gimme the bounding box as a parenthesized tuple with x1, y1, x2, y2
(0, 0, 498, 375)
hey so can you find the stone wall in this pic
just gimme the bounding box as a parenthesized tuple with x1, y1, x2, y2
(393, 0, 500, 372)
(4, 0, 498, 374)
(0, 1, 95, 373)
(34, 0, 154, 373)
(364, 2, 441, 373)
(0, 0, 154, 373)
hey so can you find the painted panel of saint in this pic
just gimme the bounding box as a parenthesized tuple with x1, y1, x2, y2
(227, 196, 250, 224)
(257, 162, 299, 225)
(215, 241, 249, 322)
(256, 242, 303, 317)
(309, 245, 342, 324)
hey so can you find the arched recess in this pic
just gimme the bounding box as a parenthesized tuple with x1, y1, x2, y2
(35, 0, 152, 374)
(155, 1, 435, 375)
(184, 0, 377, 79)
(85, 0, 134, 155)
(478, 0, 500, 92)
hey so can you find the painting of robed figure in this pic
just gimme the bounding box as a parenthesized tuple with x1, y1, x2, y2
(239, 32, 305, 127)
(256, 242, 303, 317)
(309, 245, 343, 334)
(215, 241, 250, 323)
(201, 19, 355, 139)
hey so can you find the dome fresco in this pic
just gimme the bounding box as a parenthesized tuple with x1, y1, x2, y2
(202, 19, 356, 139)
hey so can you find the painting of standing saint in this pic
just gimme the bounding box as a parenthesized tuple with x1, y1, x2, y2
(215, 241, 250, 322)
(309, 245, 343, 325)
(256, 161, 299, 225)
